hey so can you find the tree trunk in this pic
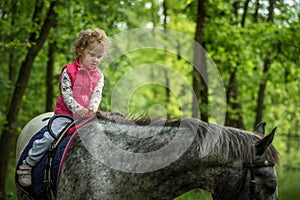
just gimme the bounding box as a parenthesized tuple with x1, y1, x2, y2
(241, 0, 250, 27)
(225, 1, 245, 129)
(225, 67, 245, 129)
(192, 0, 208, 121)
(46, 41, 56, 112)
(253, 0, 260, 23)
(162, 0, 171, 119)
(253, 0, 274, 128)
(254, 52, 271, 126)
(0, 1, 58, 198)
(232, 1, 239, 24)
(226, 0, 251, 129)
(8, 0, 17, 82)
(198, 47, 208, 122)
(267, 0, 275, 23)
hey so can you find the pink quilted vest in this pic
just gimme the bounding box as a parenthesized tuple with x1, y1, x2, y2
(54, 59, 101, 118)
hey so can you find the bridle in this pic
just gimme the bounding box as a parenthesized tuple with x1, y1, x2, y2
(234, 146, 275, 200)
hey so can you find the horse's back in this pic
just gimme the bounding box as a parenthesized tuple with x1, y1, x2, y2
(16, 112, 54, 162)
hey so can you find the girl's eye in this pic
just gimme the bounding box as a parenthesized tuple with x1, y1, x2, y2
(89, 53, 102, 59)
(89, 53, 95, 57)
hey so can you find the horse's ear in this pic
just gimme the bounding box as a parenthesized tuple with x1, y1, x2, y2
(255, 127, 276, 156)
(254, 122, 266, 135)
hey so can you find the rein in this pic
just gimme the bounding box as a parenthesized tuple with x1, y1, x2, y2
(234, 146, 275, 200)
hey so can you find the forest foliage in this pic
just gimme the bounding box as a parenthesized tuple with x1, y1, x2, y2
(0, 0, 299, 199)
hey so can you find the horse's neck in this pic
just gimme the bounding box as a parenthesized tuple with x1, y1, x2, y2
(150, 154, 238, 199)
(82, 120, 246, 198)
(157, 124, 250, 196)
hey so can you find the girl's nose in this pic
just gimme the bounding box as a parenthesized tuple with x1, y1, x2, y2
(92, 57, 100, 62)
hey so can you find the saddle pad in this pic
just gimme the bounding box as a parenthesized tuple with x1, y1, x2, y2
(15, 126, 72, 199)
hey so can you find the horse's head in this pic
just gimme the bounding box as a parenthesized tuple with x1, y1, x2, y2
(212, 124, 279, 200)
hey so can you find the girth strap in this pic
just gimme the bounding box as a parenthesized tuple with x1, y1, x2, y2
(43, 116, 82, 200)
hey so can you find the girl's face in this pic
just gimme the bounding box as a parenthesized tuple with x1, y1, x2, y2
(78, 40, 104, 70)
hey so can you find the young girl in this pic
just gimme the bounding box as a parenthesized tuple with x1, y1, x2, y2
(17, 28, 111, 187)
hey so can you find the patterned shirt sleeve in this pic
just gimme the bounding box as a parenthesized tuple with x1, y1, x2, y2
(89, 71, 104, 110)
(61, 68, 83, 113)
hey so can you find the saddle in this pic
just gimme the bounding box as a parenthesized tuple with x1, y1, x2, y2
(16, 114, 94, 200)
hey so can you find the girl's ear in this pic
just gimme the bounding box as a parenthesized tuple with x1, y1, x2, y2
(77, 47, 85, 56)
(77, 49, 82, 56)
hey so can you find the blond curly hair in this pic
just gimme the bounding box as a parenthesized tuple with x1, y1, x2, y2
(73, 28, 111, 56)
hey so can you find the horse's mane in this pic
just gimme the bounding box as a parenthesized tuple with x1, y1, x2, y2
(96, 112, 279, 165)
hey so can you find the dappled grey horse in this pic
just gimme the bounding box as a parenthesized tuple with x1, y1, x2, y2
(16, 112, 279, 200)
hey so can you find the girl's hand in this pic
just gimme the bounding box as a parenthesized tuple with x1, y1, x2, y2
(88, 107, 97, 114)
(77, 108, 90, 118)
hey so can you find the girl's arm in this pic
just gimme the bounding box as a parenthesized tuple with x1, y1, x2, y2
(88, 72, 104, 112)
(61, 68, 84, 114)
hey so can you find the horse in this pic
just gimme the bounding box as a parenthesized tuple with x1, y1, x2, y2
(16, 112, 279, 200)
